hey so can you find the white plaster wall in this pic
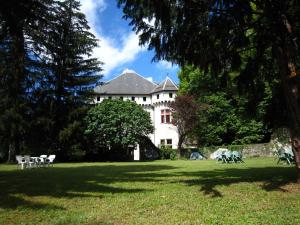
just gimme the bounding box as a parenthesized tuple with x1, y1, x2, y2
(95, 91, 176, 105)
(142, 106, 155, 144)
(94, 92, 179, 149)
(95, 95, 152, 105)
(151, 91, 177, 104)
(153, 103, 178, 149)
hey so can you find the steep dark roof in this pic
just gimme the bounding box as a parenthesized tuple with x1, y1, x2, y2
(94, 72, 158, 95)
(151, 77, 178, 93)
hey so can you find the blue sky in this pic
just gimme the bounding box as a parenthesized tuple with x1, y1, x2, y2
(79, 0, 180, 84)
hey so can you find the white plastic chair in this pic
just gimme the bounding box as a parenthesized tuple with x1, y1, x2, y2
(24, 155, 35, 168)
(46, 155, 56, 166)
(39, 155, 47, 167)
(16, 155, 26, 169)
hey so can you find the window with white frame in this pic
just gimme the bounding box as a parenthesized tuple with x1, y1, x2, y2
(166, 139, 172, 146)
(161, 109, 172, 123)
(160, 139, 172, 148)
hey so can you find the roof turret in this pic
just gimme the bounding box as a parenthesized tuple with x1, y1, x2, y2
(151, 77, 178, 93)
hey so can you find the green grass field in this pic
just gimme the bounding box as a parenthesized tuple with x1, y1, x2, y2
(0, 158, 299, 225)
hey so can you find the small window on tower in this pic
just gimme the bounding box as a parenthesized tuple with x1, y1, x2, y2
(166, 139, 172, 145)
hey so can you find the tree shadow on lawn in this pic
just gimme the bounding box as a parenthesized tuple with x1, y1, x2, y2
(0, 164, 177, 210)
(180, 166, 298, 198)
(0, 164, 297, 209)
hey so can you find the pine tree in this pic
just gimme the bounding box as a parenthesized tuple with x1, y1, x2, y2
(0, 0, 102, 161)
(30, 0, 102, 159)
(0, 0, 50, 162)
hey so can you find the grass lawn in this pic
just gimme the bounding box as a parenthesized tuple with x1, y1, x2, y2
(0, 158, 299, 225)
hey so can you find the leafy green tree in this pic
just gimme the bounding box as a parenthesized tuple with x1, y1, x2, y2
(118, 0, 300, 181)
(197, 92, 266, 146)
(85, 100, 154, 159)
(178, 65, 270, 146)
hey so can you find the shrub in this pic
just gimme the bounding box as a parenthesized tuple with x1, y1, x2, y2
(159, 145, 177, 160)
(170, 150, 177, 160)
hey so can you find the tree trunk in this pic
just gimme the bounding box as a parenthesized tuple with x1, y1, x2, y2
(7, 143, 15, 163)
(291, 136, 300, 183)
(275, 45, 300, 183)
(177, 134, 186, 157)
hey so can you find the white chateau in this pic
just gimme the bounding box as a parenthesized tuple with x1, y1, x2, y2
(94, 70, 179, 149)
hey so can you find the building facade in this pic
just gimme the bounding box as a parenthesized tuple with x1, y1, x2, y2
(94, 70, 179, 149)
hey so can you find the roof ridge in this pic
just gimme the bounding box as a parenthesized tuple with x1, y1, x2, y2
(162, 78, 167, 90)
(165, 77, 179, 90)
(103, 70, 158, 87)
(94, 70, 158, 95)
(130, 71, 158, 86)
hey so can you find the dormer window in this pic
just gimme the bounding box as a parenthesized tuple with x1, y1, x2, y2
(143, 97, 147, 102)
(169, 93, 173, 98)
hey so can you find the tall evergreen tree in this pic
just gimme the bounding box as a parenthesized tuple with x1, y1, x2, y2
(0, 0, 50, 162)
(29, 0, 102, 159)
(0, 0, 102, 161)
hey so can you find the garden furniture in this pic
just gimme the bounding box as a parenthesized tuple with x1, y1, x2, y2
(276, 148, 295, 165)
(46, 155, 56, 166)
(38, 155, 48, 167)
(24, 155, 35, 168)
(15, 155, 26, 169)
(221, 151, 233, 163)
(232, 151, 244, 163)
(284, 152, 295, 165)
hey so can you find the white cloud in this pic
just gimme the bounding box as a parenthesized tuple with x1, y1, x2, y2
(79, 0, 146, 76)
(157, 60, 179, 70)
(146, 77, 153, 82)
(80, 0, 107, 28)
(121, 68, 137, 74)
